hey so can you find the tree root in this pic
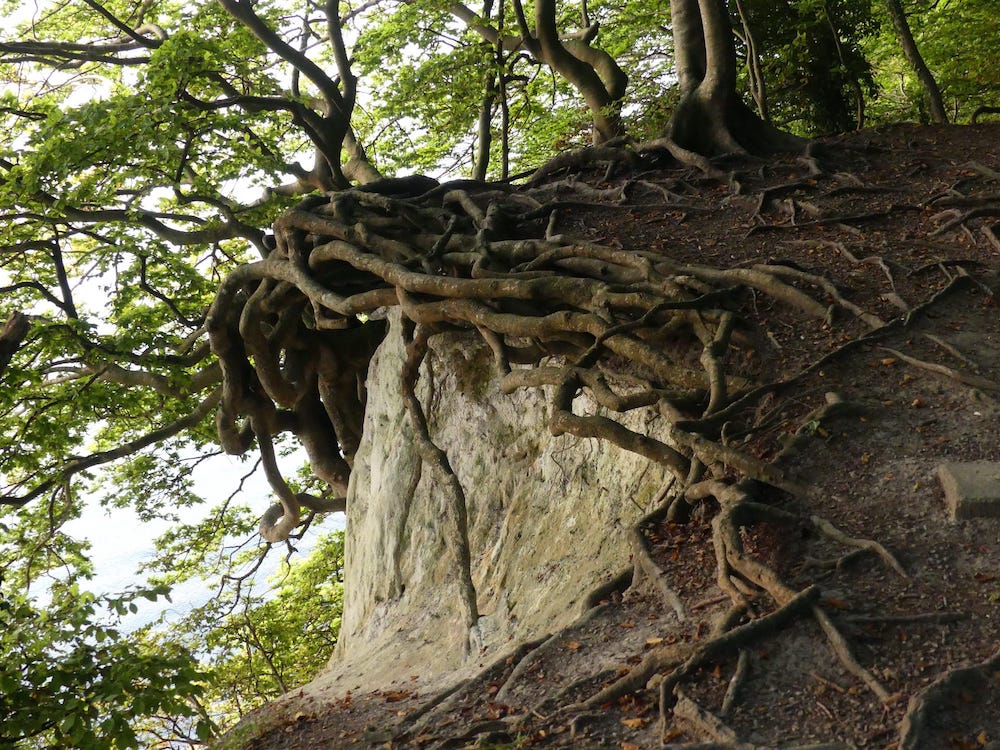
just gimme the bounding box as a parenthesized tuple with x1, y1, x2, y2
(745, 205, 921, 236)
(631, 527, 687, 621)
(881, 346, 1000, 394)
(844, 611, 967, 625)
(398, 636, 546, 735)
(897, 649, 1000, 750)
(575, 585, 819, 712)
(812, 605, 892, 703)
(400, 325, 480, 637)
(809, 515, 908, 579)
(423, 717, 520, 750)
(493, 608, 609, 705)
(671, 687, 741, 743)
(193, 147, 1000, 745)
(720, 649, 750, 717)
(930, 206, 1000, 237)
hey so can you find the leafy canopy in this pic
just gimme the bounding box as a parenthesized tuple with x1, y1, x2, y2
(0, 0, 997, 745)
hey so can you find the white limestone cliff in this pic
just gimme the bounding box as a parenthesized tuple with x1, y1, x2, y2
(312, 310, 673, 693)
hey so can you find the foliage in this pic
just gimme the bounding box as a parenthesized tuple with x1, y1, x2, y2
(184, 531, 346, 725)
(0, 0, 996, 744)
(0, 578, 211, 748)
(863, 0, 1000, 123)
(737, 0, 878, 134)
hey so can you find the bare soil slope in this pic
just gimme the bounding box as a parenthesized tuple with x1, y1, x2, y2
(228, 123, 1000, 750)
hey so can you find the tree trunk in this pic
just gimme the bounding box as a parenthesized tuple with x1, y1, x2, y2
(733, 0, 768, 122)
(882, 0, 947, 124)
(473, 75, 496, 181)
(0, 311, 29, 379)
(667, 0, 802, 156)
(343, 129, 383, 185)
(517, 0, 627, 143)
(822, 1, 865, 130)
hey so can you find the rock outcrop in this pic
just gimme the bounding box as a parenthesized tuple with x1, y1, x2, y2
(315, 310, 673, 692)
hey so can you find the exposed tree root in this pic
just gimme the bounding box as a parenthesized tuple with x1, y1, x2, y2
(672, 687, 742, 743)
(400, 325, 480, 640)
(840, 611, 967, 626)
(201, 139, 1000, 745)
(809, 515, 908, 579)
(897, 649, 1000, 749)
(719, 649, 750, 717)
(631, 527, 687, 621)
(880, 346, 1000, 394)
(494, 605, 611, 704)
(576, 586, 819, 713)
(399, 636, 546, 734)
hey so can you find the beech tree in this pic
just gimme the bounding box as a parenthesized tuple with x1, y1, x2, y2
(881, 0, 947, 124)
(1, 0, 998, 745)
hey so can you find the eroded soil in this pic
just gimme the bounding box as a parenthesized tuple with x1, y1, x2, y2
(227, 124, 1000, 750)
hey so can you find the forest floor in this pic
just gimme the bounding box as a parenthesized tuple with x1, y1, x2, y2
(226, 123, 1000, 750)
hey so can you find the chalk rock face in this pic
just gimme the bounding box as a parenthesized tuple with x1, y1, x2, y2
(323, 311, 673, 691)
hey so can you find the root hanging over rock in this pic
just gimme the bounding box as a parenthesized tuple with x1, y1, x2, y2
(215, 124, 1000, 750)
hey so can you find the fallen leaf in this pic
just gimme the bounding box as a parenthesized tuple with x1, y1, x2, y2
(621, 621, 636, 628)
(621, 717, 648, 729)
(881, 357, 897, 366)
(711, 664, 723, 679)
(911, 398, 925, 408)
(645, 637, 664, 646)
(567, 641, 582, 651)
(621, 743, 640, 750)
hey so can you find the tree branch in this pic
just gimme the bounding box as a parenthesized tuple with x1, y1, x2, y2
(0, 312, 30, 379)
(1, 388, 221, 507)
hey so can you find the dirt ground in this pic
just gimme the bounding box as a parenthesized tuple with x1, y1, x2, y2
(226, 123, 1000, 750)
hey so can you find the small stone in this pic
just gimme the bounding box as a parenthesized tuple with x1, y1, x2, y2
(936, 461, 1000, 520)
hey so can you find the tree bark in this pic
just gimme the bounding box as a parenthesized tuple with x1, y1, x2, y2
(733, 0, 768, 121)
(343, 129, 383, 185)
(882, 0, 947, 124)
(473, 74, 496, 181)
(667, 0, 802, 156)
(456, 0, 627, 144)
(0, 311, 29, 379)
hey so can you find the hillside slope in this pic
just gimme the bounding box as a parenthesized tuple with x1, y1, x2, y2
(224, 124, 1000, 750)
